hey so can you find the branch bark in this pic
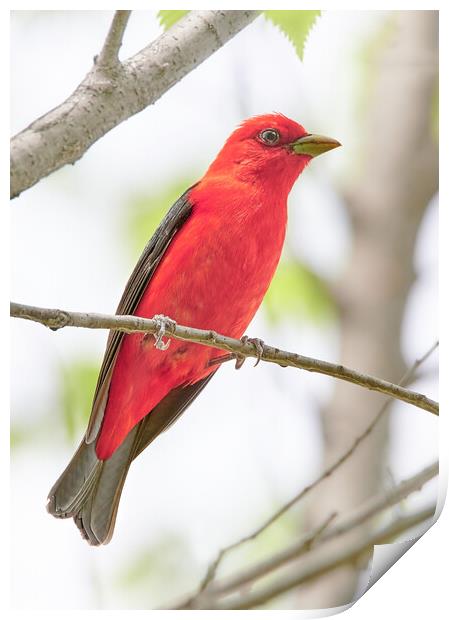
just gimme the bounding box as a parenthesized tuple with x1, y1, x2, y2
(213, 504, 435, 610)
(95, 10, 131, 69)
(10, 10, 259, 198)
(10, 301, 439, 416)
(180, 461, 437, 608)
(176, 341, 437, 607)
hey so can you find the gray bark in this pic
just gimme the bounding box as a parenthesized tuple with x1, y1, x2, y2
(9, 301, 438, 416)
(296, 10, 438, 609)
(200, 461, 437, 606)
(216, 505, 435, 609)
(10, 10, 259, 199)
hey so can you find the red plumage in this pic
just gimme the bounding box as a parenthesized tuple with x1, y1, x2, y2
(96, 114, 310, 458)
(47, 113, 339, 544)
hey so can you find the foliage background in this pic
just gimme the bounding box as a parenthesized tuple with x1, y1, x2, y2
(10, 10, 438, 609)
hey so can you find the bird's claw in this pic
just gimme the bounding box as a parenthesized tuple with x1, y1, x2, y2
(235, 336, 265, 369)
(152, 314, 177, 351)
(234, 353, 245, 370)
(207, 353, 234, 368)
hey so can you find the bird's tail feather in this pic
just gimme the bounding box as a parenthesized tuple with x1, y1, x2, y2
(47, 375, 218, 545)
(47, 427, 138, 545)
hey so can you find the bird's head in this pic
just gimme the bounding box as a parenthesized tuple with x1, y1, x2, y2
(205, 113, 340, 194)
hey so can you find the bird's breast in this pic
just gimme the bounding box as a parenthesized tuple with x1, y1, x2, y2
(138, 190, 287, 338)
(97, 185, 288, 458)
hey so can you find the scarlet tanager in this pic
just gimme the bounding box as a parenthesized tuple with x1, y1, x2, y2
(47, 113, 340, 545)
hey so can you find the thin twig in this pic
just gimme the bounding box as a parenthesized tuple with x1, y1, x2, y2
(214, 504, 436, 609)
(196, 513, 338, 604)
(175, 341, 438, 606)
(10, 302, 439, 416)
(201, 461, 438, 602)
(402, 340, 439, 384)
(96, 10, 132, 69)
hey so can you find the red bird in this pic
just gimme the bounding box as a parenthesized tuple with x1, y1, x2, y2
(47, 113, 340, 544)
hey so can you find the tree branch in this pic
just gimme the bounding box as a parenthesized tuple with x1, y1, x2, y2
(10, 302, 439, 416)
(212, 504, 436, 609)
(178, 513, 338, 609)
(10, 10, 259, 198)
(197, 461, 437, 605)
(180, 459, 437, 609)
(95, 10, 131, 69)
(168, 340, 439, 607)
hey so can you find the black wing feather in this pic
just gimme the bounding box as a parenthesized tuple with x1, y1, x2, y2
(48, 184, 224, 545)
(86, 186, 196, 442)
(132, 371, 217, 459)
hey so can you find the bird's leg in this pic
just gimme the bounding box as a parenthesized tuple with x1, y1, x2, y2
(234, 353, 246, 370)
(152, 314, 177, 351)
(235, 336, 265, 369)
(206, 338, 265, 369)
(207, 353, 235, 368)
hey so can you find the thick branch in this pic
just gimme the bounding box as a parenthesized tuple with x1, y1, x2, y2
(10, 10, 259, 198)
(10, 302, 439, 416)
(96, 10, 131, 69)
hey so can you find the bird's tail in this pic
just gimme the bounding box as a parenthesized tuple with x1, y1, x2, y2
(47, 375, 218, 545)
(47, 427, 139, 546)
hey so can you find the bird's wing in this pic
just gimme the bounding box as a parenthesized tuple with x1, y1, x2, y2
(85, 186, 196, 443)
(131, 370, 218, 460)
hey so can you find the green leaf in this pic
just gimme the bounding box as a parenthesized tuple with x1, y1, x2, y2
(263, 10, 321, 60)
(157, 10, 189, 31)
(263, 259, 336, 326)
(157, 11, 320, 58)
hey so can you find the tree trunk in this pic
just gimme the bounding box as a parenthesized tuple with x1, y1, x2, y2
(296, 10, 438, 609)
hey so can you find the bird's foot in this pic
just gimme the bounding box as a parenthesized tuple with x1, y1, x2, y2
(207, 353, 234, 368)
(235, 336, 265, 369)
(206, 337, 265, 370)
(152, 314, 177, 351)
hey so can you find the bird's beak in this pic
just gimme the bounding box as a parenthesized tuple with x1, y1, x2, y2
(290, 134, 341, 158)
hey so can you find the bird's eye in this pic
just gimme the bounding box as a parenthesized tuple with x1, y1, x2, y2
(259, 129, 280, 146)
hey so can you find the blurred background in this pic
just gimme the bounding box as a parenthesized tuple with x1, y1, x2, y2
(10, 10, 438, 610)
